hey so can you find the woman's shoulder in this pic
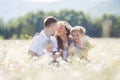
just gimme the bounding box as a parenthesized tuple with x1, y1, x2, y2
(68, 37, 73, 46)
(68, 36, 73, 40)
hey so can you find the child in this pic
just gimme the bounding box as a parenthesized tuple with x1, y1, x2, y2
(68, 26, 92, 61)
(43, 39, 60, 63)
(43, 39, 55, 57)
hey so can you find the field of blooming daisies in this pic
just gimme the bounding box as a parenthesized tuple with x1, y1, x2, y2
(0, 38, 120, 80)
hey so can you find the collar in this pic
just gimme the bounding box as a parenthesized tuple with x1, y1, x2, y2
(40, 30, 50, 39)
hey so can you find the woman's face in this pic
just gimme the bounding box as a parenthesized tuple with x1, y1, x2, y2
(72, 31, 83, 43)
(55, 24, 67, 36)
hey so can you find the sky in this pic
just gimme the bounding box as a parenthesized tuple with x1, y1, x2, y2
(25, 0, 60, 3)
(0, 0, 118, 22)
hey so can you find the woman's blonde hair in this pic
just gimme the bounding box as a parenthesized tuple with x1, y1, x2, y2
(71, 26, 86, 35)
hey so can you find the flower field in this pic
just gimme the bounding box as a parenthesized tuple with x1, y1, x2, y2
(0, 38, 120, 80)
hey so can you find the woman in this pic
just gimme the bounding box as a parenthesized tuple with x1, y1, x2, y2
(55, 21, 73, 61)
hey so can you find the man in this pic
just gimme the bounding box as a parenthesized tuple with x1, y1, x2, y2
(29, 16, 58, 57)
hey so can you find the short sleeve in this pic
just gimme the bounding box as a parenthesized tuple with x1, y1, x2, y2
(29, 37, 39, 54)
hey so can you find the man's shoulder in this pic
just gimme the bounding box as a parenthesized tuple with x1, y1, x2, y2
(31, 35, 44, 44)
(32, 35, 40, 41)
(33, 31, 45, 39)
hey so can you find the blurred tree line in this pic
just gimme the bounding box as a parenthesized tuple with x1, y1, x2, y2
(0, 9, 120, 39)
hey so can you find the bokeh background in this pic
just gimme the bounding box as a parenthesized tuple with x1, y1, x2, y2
(0, 0, 120, 80)
(0, 0, 120, 39)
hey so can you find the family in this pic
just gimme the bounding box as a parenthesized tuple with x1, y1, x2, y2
(28, 16, 92, 62)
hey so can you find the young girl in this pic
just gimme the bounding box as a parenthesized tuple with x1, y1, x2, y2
(68, 26, 92, 61)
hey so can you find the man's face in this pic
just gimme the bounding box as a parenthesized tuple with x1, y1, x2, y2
(50, 22, 57, 34)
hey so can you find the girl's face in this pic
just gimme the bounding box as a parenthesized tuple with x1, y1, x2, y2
(55, 24, 67, 37)
(72, 31, 83, 43)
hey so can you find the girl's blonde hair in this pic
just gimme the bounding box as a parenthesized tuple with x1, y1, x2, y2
(71, 26, 86, 35)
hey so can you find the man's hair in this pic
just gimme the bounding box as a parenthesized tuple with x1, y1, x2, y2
(44, 16, 57, 27)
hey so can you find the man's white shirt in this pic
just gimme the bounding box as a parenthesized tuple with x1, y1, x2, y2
(29, 30, 58, 56)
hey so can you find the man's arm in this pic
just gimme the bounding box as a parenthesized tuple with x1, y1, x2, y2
(29, 37, 39, 58)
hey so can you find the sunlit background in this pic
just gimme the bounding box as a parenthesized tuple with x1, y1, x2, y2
(0, 0, 120, 39)
(0, 0, 120, 80)
(1, 0, 119, 22)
